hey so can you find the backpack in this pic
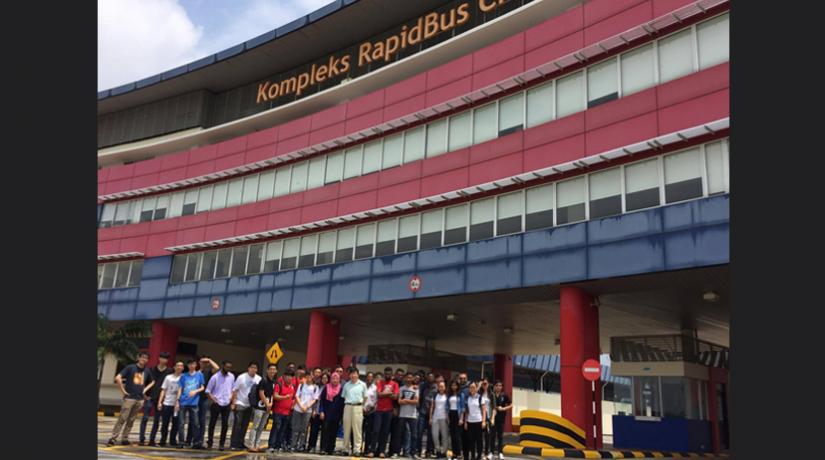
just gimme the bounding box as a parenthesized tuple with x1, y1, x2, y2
(248, 380, 260, 408)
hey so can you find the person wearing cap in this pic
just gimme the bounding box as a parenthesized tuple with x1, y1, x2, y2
(139, 351, 173, 446)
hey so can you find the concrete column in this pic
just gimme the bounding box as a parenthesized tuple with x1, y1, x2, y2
(307, 311, 339, 369)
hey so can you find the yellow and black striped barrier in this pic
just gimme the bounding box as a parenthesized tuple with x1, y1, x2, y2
(517, 410, 587, 449)
(503, 444, 728, 458)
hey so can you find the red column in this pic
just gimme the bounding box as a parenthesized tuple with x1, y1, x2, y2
(707, 367, 727, 453)
(494, 354, 514, 432)
(560, 286, 601, 449)
(147, 321, 179, 367)
(307, 311, 340, 369)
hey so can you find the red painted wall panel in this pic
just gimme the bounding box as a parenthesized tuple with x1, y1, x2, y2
(133, 157, 162, 176)
(120, 236, 149, 254)
(244, 145, 276, 164)
(583, 2, 653, 45)
(384, 73, 426, 105)
(130, 173, 161, 190)
(657, 89, 729, 134)
(652, 0, 696, 17)
(525, 7, 583, 51)
(311, 104, 347, 130)
(108, 163, 135, 181)
(301, 200, 338, 223)
(235, 215, 268, 235)
(473, 33, 524, 72)
(338, 191, 378, 215)
(99, 239, 121, 255)
(157, 166, 188, 184)
(425, 76, 472, 108)
(268, 192, 304, 213)
(303, 183, 340, 206)
(214, 152, 246, 172)
(376, 180, 421, 207)
(383, 94, 427, 122)
(145, 232, 177, 256)
(266, 208, 303, 230)
(309, 122, 346, 146)
(189, 144, 218, 163)
(275, 134, 310, 156)
(584, 88, 657, 131)
(216, 136, 248, 157)
(247, 126, 279, 149)
(472, 56, 525, 91)
(656, 62, 729, 109)
(148, 218, 180, 234)
(524, 112, 585, 150)
(378, 161, 422, 188)
(585, 112, 659, 156)
(176, 212, 209, 230)
(468, 152, 524, 185)
(185, 161, 217, 179)
(347, 90, 385, 118)
(237, 201, 271, 220)
(121, 221, 152, 238)
(469, 132, 523, 164)
(204, 221, 237, 242)
(420, 168, 469, 196)
(421, 148, 470, 177)
(345, 109, 384, 134)
(339, 173, 380, 197)
(523, 134, 586, 172)
(98, 167, 110, 183)
(278, 116, 313, 141)
(524, 31, 584, 70)
(426, 54, 474, 90)
(584, 0, 647, 26)
(206, 207, 239, 225)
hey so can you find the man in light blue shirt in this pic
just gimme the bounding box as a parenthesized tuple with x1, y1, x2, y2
(205, 361, 235, 451)
(341, 368, 368, 455)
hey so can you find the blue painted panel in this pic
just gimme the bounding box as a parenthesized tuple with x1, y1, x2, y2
(272, 289, 293, 311)
(613, 415, 711, 452)
(138, 278, 168, 300)
(210, 278, 229, 294)
(276, 16, 308, 37)
(417, 245, 465, 270)
(588, 236, 665, 279)
(142, 256, 172, 279)
(467, 234, 521, 263)
(695, 195, 729, 225)
(664, 225, 729, 269)
(245, 30, 277, 50)
(522, 224, 586, 254)
(309, 0, 342, 22)
(192, 296, 223, 317)
(331, 259, 371, 280)
(111, 82, 136, 96)
(225, 292, 258, 315)
(136, 74, 162, 89)
(227, 275, 260, 293)
(217, 43, 245, 61)
(415, 267, 465, 298)
(164, 298, 194, 318)
(108, 302, 136, 321)
(178, 282, 198, 297)
(274, 271, 295, 288)
(292, 284, 331, 309)
(195, 280, 215, 296)
(372, 252, 416, 276)
(329, 279, 370, 306)
(588, 208, 662, 244)
(110, 288, 139, 302)
(134, 300, 164, 319)
(97, 303, 109, 316)
(97, 90, 110, 100)
(161, 64, 188, 80)
(371, 274, 416, 303)
(188, 54, 216, 71)
(256, 290, 274, 312)
(259, 273, 277, 290)
(98, 290, 111, 303)
(467, 258, 521, 292)
(522, 248, 588, 286)
(294, 266, 332, 285)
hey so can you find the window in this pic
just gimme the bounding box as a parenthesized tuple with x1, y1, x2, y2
(298, 235, 317, 268)
(230, 246, 248, 276)
(664, 148, 703, 203)
(444, 204, 468, 244)
(127, 260, 143, 287)
(398, 215, 419, 253)
(499, 93, 524, 136)
(527, 82, 554, 128)
(621, 44, 655, 96)
(264, 241, 282, 272)
(169, 192, 185, 217)
(184, 253, 202, 282)
(344, 147, 363, 179)
(658, 29, 694, 83)
(280, 239, 299, 270)
(705, 141, 727, 195)
(114, 261, 131, 287)
(584, 168, 621, 218)
(211, 183, 228, 210)
(426, 118, 448, 158)
(274, 167, 291, 196)
(140, 197, 156, 222)
(258, 171, 275, 201)
(290, 161, 309, 193)
(130, 200, 143, 224)
(625, 158, 660, 211)
(247, 243, 264, 274)
(226, 178, 243, 207)
(153, 196, 169, 220)
(525, 184, 554, 230)
(382, 133, 404, 169)
(325, 152, 344, 184)
(634, 376, 662, 417)
(307, 157, 326, 189)
(470, 198, 494, 241)
(196, 186, 213, 213)
(200, 251, 217, 280)
(215, 248, 231, 278)
(496, 192, 523, 235)
(420, 209, 443, 249)
(170, 255, 186, 284)
(355, 223, 376, 259)
(587, 57, 618, 107)
(100, 204, 115, 227)
(335, 228, 355, 262)
(98, 264, 104, 287)
(403, 126, 426, 163)
(113, 201, 132, 225)
(473, 103, 497, 144)
(448, 112, 472, 151)
(362, 140, 382, 175)
(376, 219, 397, 256)
(557, 177, 586, 224)
(556, 71, 584, 118)
(697, 14, 729, 69)
(101, 263, 117, 288)
(317, 232, 336, 265)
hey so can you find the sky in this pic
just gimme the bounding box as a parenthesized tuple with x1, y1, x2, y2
(98, 0, 333, 91)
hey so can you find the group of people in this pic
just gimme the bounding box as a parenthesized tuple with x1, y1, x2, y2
(106, 352, 512, 460)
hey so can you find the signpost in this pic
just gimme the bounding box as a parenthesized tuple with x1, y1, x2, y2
(266, 342, 284, 365)
(409, 274, 422, 292)
(581, 359, 601, 448)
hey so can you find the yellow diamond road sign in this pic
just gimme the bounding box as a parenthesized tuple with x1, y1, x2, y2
(266, 342, 284, 365)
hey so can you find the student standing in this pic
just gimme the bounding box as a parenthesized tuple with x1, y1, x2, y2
(307, 372, 329, 453)
(491, 381, 511, 460)
(389, 368, 406, 457)
(195, 356, 219, 446)
(370, 369, 398, 458)
(318, 372, 345, 455)
(429, 381, 450, 459)
(447, 381, 462, 460)
(292, 369, 319, 452)
(205, 361, 235, 451)
(341, 368, 368, 456)
(363, 372, 377, 455)
(478, 380, 493, 460)
(268, 371, 296, 453)
(140, 351, 171, 446)
(229, 362, 261, 450)
(157, 361, 184, 447)
(461, 382, 486, 460)
(248, 364, 277, 452)
(108, 352, 155, 446)
(178, 359, 206, 449)
(456, 373, 471, 460)
(399, 373, 420, 459)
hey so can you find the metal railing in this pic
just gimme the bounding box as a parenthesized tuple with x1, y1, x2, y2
(610, 334, 728, 368)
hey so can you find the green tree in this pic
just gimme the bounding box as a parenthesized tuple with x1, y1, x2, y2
(97, 314, 151, 409)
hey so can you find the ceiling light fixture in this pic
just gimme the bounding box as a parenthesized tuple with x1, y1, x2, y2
(702, 291, 720, 302)
(284, 324, 293, 331)
(220, 328, 231, 333)
(503, 327, 513, 334)
(446, 313, 457, 321)
(225, 339, 234, 344)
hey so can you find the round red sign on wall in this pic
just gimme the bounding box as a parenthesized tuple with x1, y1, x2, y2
(581, 359, 601, 381)
(211, 297, 221, 311)
(409, 275, 422, 292)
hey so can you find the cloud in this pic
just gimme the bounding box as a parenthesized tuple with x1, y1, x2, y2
(98, 0, 203, 90)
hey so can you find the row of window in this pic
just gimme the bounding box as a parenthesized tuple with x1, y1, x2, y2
(160, 139, 728, 285)
(98, 259, 144, 290)
(99, 13, 729, 229)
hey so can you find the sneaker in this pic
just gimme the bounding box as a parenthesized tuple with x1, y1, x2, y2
(121, 440, 131, 446)
(267, 448, 276, 453)
(390, 454, 399, 459)
(106, 438, 117, 447)
(158, 443, 166, 448)
(148, 441, 156, 447)
(177, 444, 184, 449)
(499, 454, 504, 460)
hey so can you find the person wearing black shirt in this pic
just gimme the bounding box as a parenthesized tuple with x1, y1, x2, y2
(490, 381, 511, 460)
(139, 351, 172, 446)
(108, 352, 155, 446)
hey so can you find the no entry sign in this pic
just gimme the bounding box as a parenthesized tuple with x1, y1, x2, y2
(409, 274, 422, 292)
(211, 297, 221, 311)
(581, 359, 601, 381)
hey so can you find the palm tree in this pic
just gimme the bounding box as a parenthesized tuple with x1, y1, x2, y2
(97, 314, 151, 409)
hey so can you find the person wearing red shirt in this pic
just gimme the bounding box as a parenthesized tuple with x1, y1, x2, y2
(370, 367, 399, 457)
(267, 372, 296, 453)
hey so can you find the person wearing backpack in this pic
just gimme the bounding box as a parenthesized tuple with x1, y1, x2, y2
(268, 370, 297, 453)
(247, 363, 277, 452)
(229, 362, 261, 450)
(461, 382, 486, 460)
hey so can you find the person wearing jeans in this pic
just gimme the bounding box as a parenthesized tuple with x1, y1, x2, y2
(205, 361, 235, 450)
(157, 361, 184, 447)
(291, 370, 318, 452)
(370, 370, 398, 457)
(140, 351, 171, 446)
(247, 364, 277, 452)
(268, 371, 296, 452)
(193, 356, 218, 447)
(399, 373, 420, 458)
(178, 359, 206, 449)
(491, 381, 511, 460)
(108, 352, 155, 446)
(230, 362, 261, 450)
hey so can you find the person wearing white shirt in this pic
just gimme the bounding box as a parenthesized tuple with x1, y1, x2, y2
(291, 370, 319, 451)
(229, 362, 262, 450)
(429, 381, 450, 459)
(461, 382, 487, 460)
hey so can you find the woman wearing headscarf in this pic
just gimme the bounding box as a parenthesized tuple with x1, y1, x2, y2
(318, 372, 345, 455)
